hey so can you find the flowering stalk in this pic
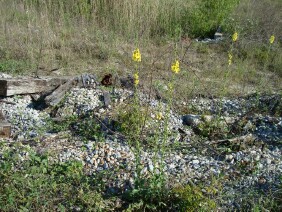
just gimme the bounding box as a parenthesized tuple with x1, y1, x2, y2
(132, 48, 141, 62)
(232, 32, 238, 42)
(159, 59, 180, 176)
(133, 72, 139, 87)
(263, 34, 276, 72)
(269, 35, 275, 44)
(228, 52, 233, 66)
(131, 47, 143, 181)
(228, 31, 238, 66)
(171, 60, 180, 74)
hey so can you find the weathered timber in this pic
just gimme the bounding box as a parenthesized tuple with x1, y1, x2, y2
(44, 74, 98, 107)
(0, 121, 11, 138)
(0, 77, 70, 96)
(209, 134, 256, 145)
(0, 110, 4, 120)
(44, 77, 79, 106)
(102, 90, 111, 108)
(0, 100, 16, 105)
(209, 134, 258, 151)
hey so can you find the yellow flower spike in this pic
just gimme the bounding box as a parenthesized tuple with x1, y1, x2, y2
(269, 35, 275, 44)
(228, 52, 232, 65)
(232, 32, 238, 42)
(132, 48, 141, 62)
(156, 112, 163, 120)
(133, 72, 139, 80)
(171, 60, 180, 74)
(168, 82, 173, 91)
(134, 72, 139, 86)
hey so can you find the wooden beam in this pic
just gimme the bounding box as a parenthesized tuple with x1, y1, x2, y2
(0, 77, 70, 96)
(44, 77, 79, 106)
(0, 110, 4, 120)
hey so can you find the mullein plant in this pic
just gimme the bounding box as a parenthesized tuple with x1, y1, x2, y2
(157, 59, 180, 175)
(131, 47, 144, 182)
(222, 31, 238, 94)
(228, 31, 238, 66)
(146, 58, 181, 195)
(258, 34, 276, 92)
(264, 35, 275, 71)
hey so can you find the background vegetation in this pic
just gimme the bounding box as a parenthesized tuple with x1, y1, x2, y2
(0, 0, 281, 99)
(0, 0, 281, 211)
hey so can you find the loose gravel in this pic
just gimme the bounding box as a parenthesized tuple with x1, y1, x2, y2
(0, 82, 281, 209)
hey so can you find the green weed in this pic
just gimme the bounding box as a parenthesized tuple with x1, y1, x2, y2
(0, 59, 32, 75)
(0, 149, 105, 211)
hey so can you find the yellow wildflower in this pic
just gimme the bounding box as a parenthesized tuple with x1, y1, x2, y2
(269, 35, 275, 44)
(132, 48, 141, 62)
(232, 32, 238, 42)
(171, 60, 180, 74)
(156, 112, 163, 120)
(228, 53, 232, 65)
(134, 72, 139, 86)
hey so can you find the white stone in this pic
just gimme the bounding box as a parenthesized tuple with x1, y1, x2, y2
(192, 159, 200, 165)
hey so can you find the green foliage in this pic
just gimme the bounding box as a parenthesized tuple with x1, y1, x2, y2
(72, 115, 105, 141)
(124, 178, 218, 211)
(116, 104, 147, 142)
(184, 0, 240, 38)
(0, 149, 105, 211)
(124, 175, 170, 211)
(237, 188, 282, 211)
(196, 116, 230, 140)
(0, 59, 31, 75)
(48, 113, 105, 141)
(48, 116, 77, 133)
(173, 185, 217, 211)
(10, 0, 240, 38)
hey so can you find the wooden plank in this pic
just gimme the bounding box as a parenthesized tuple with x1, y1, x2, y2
(0, 77, 70, 96)
(0, 121, 11, 138)
(44, 77, 79, 106)
(0, 110, 4, 120)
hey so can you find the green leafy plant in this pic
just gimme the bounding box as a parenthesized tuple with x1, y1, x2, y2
(172, 184, 217, 211)
(0, 149, 105, 211)
(0, 59, 32, 75)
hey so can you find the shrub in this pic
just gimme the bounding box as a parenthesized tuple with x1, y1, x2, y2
(184, 0, 240, 38)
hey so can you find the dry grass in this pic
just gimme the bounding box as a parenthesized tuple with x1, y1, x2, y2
(0, 0, 281, 103)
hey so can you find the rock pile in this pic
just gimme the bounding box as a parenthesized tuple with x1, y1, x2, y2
(0, 83, 281, 209)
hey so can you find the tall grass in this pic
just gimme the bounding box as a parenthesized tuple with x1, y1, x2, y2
(1, 0, 240, 39)
(0, 0, 280, 94)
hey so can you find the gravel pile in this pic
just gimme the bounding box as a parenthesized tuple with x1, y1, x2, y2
(1, 95, 50, 139)
(0, 86, 281, 209)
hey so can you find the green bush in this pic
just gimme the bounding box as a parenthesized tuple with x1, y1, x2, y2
(184, 0, 240, 38)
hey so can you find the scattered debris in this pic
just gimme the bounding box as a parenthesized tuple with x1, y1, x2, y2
(101, 74, 113, 86)
(0, 110, 11, 138)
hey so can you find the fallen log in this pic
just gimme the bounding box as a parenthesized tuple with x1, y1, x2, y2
(44, 74, 98, 107)
(209, 134, 256, 145)
(0, 110, 4, 120)
(44, 77, 79, 106)
(0, 77, 70, 96)
(207, 134, 260, 151)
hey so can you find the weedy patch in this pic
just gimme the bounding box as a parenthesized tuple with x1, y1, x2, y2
(0, 0, 281, 211)
(0, 149, 106, 211)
